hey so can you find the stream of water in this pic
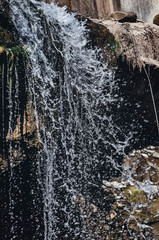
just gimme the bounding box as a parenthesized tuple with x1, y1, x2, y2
(8, 0, 131, 238)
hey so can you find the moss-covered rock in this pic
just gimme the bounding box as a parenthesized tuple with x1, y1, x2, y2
(123, 186, 147, 204)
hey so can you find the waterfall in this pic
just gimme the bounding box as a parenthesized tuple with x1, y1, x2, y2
(120, 0, 159, 23)
(7, 0, 133, 239)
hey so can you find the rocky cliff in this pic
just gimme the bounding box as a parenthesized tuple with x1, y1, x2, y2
(92, 19, 159, 68)
(54, 0, 159, 24)
(54, 0, 159, 69)
(54, 0, 115, 19)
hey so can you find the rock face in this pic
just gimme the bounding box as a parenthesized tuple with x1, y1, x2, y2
(0, 102, 39, 172)
(55, 0, 159, 24)
(92, 19, 159, 68)
(0, 1, 39, 172)
(55, 0, 115, 19)
(53, 0, 159, 69)
(0, 0, 19, 46)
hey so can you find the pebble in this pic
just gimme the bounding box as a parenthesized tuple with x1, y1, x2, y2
(116, 202, 123, 207)
(141, 153, 149, 159)
(145, 149, 155, 154)
(102, 180, 127, 189)
(152, 152, 159, 159)
(129, 153, 135, 157)
(90, 204, 98, 213)
(148, 146, 156, 150)
(110, 210, 117, 219)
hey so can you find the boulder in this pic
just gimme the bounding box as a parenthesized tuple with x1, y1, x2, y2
(153, 14, 159, 26)
(111, 11, 137, 22)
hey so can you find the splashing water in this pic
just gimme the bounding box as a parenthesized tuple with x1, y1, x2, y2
(8, 0, 134, 239)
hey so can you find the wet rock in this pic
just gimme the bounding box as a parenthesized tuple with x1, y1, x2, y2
(141, 153, 148, 159)
(75, 145, 159, 239)
(6, 104, 37, 141)
(111, 11, 137, 22)
(123, 186, 147, 204)
(102, 180, 127, 189)
(124, 146, 159, 183)
(145, 149, 155, 155)
(152, 151, 159, 159)
(148, 145, 156, 150)
(91, 19, 159, 69)
(0, 102, 40, 173)
(74, 175, 159, 239)
(151, 222, 159, 239)
(90, 203, 98, 213)
(0, 0, 19, 46)
(110, 210, 117, 219)
(153, 14, 159, 26)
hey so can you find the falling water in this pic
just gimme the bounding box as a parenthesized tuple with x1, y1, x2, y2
(5, 0, 158, 239)
(120, 0, 159, 23)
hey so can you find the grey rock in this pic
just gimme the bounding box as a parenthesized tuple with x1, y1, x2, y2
(153, 152, 159, 159)
(141, 153, 149, 159)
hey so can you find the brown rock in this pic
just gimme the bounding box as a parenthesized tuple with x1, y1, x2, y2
(92, 19, 159, 68)
(55, 0, 114, 19)
(153, 14, 159, 26)
(54, 0, 71, 11)
(36, 0, 52, 3)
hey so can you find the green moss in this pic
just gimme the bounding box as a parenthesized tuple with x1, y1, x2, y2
(1, 45, 29, 60)
(0, 44, 28, 89)
(107, 39, 120, 54)
(123, 186, 147, 204)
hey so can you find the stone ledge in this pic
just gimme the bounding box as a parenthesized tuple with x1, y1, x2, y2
(90, 19, 159, 69)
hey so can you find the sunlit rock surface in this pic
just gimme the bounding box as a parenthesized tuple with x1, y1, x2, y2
(91, 19, 159, 68)
(54, 0, 159, 24)
(55, 0, 115, 19)
(54, 0, 159, 68)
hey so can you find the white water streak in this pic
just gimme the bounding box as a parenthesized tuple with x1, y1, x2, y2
(9, 0, 131, 239)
